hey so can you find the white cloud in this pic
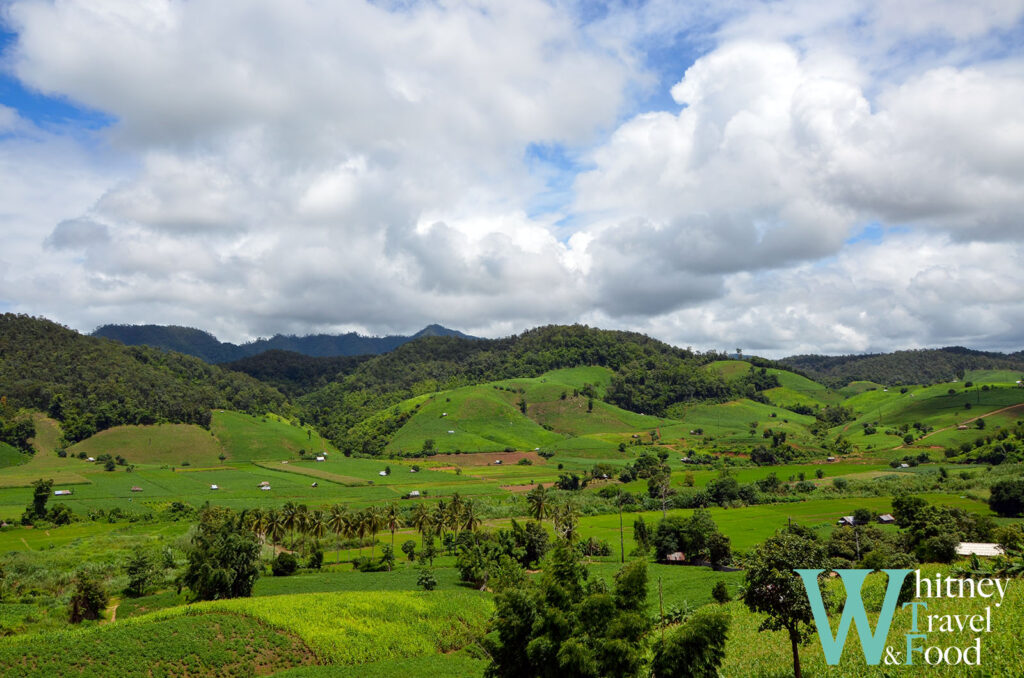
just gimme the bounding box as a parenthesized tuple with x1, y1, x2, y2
(1, 0, 1024, 354)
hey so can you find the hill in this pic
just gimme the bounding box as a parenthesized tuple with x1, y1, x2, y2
(221, 351, 373, 397)
(781, 346, 1024, 387)
(0, 315, 287, 444)
(92, 323, 476, 363)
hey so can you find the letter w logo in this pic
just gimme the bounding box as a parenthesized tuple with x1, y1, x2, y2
(795, 569, 912, 665)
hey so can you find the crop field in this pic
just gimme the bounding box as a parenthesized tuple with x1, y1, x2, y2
(69, 423, 224, 466)
(0, 612, 317, 677)
(212, 411, 336, 462)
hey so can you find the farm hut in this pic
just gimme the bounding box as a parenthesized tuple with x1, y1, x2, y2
(680, 457, 691, 463)
(210, 484, 219, 490)
(827, 456, 837, 462)
(956, 425, 968, 430)
(315, 456, 325, 462)
(664, 552, 686, 564)
(837, 516, 856, 526)
(259, 481, 270, 487)
(87, 457, 96, 462)
(494, 459, 503, 465)
(900, 463, 909, 468)
(956, 543, 1004, 557)
(409, 468, 418, 473)
(311, 482, 318, 488)
(130, 487, 143, 493)
(378, 470, 388, 476)
(877, 514, 896, 524)
(408, 490, 420, 498)
(53, 489, 73, 496)
(448, 430, 455, 434)
(260, 485, 271, 491)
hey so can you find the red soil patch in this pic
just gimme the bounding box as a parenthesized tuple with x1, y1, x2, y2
(421, 451, 546, 467)
(501, 482, 555, 492)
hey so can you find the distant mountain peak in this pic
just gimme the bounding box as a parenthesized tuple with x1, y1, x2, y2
(91, 322, 476, 363)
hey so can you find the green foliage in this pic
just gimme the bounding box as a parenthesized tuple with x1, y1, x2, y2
(68, 570, 108, 623)
(712, 580, 731, 603)
(652, 607, 730, 678)
(989, 478, 1024, 517)
(123, 551, 158, 598)
(273, 552, 299, 577)
(417, 566, 438, 591)
(742, 530, 830, 678)
(485, 546, 650, 678)
(0, 315, 287, 443)
(653, 509, 731, 566)
(182, 506, 261, 600)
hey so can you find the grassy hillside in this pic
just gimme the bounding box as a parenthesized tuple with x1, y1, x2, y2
(69, 423, 223, 466)
(212, 411, 337, 462)
(0, 442, 27, 469)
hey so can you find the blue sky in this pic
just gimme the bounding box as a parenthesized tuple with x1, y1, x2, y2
(2, 0, 1024, 355)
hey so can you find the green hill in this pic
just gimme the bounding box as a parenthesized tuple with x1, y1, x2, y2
(0, 314, 287, 444)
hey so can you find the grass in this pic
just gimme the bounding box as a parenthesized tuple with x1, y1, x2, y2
(272, 653, 488, 678)
(0, 442, 28, 469)
(69, 423, 224, 466)
(0, 611, 316, 677)
(212, 411, 336, 462)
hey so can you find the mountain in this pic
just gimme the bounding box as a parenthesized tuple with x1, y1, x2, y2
(780, 346, 1024, 387)
(91, 323, 476, 363)
(0, 314, 287, 443)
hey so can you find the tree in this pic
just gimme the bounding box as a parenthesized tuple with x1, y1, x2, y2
(526, 484, 550, 523)
(384, 503, 403, 554)
(510, 519, 548, 568)
(743, 531, 831, 678)
(652, 608, 730, 678)
(24, 478, 53, 524)
(989, 478, 1024, 517)
(272, 552, 298, 576)
(711, 580, 731, 604)
(181, 506, 261, 600)
(68, 571, 108, 623)
(401, 539, 417, 562)
(123, 551, 157, 598)
(418, 566, 438, 591)
(633, 517, 651, 554)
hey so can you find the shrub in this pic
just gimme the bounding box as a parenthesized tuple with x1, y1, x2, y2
(711, 580, 731, 604)
(272, 552, 298, 577)
(68, 572, 108, 623)
(652, 608, 730, 678)
(417, 566, 438, 591)
(989, 478, 1024, 517)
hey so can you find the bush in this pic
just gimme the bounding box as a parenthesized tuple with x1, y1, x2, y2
(989, 478, 1024, 517)
(652, 608, 730, 678)
(307, 548, 323, 570)
(517, 458, 532, 466)
(711, 580, 731, 603)
(68, 572, 108, 623)
(272, 552, 298, 577)
(417, 566, 438, 591)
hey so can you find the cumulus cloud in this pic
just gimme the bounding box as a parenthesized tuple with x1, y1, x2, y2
(1, 0, 1024, 353)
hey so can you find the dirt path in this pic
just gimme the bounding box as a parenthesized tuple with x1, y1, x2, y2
(895, 403, 1024, 449)
(20, 537, 31, 550)
(103, 601, 120, 624)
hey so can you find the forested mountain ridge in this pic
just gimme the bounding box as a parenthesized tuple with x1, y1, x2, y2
(0, 314, 288, 443)
(92, 322, 476, 363)
(781, 347, 1024, 387)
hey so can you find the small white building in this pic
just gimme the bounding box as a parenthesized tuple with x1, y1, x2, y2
(494, 459, 503, 465)
(956, 543, 1005, 557)
(900, 463, 909, 468)
(877, 514, 896, 524)
(53, 489, 73, 496)
(210, 484, 219, 490)
(837, 516, 856, 526)
(379, 470, 388, 476)
(87, 457, 95, 462)
(260, 485, 271, 491)
(315, 456, 325, 462)
(448, 430, 455, 434)
(408, 490, 420, 498)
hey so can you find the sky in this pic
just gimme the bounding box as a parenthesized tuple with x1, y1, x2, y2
(1, 0, 1024, 357)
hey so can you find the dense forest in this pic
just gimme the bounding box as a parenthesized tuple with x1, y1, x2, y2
(93, 323, 474, 363)
(780, 347, 1024, 387)
(0, 315, 287, 443)
(222, 351, 373, 398)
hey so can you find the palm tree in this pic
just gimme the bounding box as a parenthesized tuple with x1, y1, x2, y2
(354, 510, 369, 559)
(280, 502, 298, 547)
(294, 504, 310, 549)
(327, 505, 348, 565)
(365, 507, 384, 559)
(527, 484, 550, 523)
(449, 493, 465, 536)
(307, 509, 327, 544)
(267, 509, 286, 551)
(433, 500, 449, 541)
(553, 500, 580, 544)
(410, 502, 433, 538)
(384, 503, 403, 557)
(460, 500, 481, 533)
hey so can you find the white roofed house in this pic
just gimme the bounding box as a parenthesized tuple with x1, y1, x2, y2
(956, 543, 1005, 557)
